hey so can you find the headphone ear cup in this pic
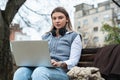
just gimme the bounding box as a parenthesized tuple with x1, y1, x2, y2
(51, 29, 56, 36)
(59, 28, 67, 36)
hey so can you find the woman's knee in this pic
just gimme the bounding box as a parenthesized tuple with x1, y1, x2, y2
(32, 67, 49, 75)
(32, 67, 50, 79)
(13, 67, 32, 80)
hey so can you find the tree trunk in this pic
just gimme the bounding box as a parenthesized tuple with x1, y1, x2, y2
(0, 0, 26, 80)
(0, 11, 12, 80)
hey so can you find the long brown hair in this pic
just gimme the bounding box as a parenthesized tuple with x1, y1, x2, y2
(50, 7, 73, 32)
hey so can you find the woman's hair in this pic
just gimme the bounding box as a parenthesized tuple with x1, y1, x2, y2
(50, 7, 73, 32)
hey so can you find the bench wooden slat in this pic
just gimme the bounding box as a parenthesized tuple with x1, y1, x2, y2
(81, 48, 99, 54)
(80, 54, 96, 61)
(77, 62, 94, 67)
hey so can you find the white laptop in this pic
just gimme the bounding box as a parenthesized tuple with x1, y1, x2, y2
(11, 40, 53, 67)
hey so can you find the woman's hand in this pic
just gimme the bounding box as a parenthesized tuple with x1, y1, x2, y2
(51, 59, 61, 67)
(51, 59, 67, 69)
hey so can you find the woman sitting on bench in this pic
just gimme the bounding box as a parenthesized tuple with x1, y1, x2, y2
(13, 6, 82, 80)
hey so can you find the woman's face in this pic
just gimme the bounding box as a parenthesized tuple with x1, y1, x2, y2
(51, 12, 68, 30)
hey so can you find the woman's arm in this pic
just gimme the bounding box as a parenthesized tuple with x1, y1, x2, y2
(64, 34, 82, 69)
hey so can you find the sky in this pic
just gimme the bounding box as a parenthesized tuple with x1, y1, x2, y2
(0, 0, 108, 40)
(0, 0, 108, 10)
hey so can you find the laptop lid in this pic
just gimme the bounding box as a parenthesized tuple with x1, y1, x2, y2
(11, 40, 53, 67)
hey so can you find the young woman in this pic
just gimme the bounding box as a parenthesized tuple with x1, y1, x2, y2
(13, 6, 82, 80)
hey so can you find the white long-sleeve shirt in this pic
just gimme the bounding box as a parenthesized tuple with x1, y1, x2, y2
(64, 35, 82, 69)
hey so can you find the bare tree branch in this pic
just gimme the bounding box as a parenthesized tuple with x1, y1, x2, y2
(1, 0, 26, 25)
(23, 4, 50, 16)
(112, 0, 120, 7)
(23, 4, 51, 25)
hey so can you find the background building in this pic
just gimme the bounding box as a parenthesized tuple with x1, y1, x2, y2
(74, 0, 120, 48)
(10, 24, 30, 41)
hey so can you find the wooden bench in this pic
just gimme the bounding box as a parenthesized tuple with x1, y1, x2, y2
(77, 48, 100, 67)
